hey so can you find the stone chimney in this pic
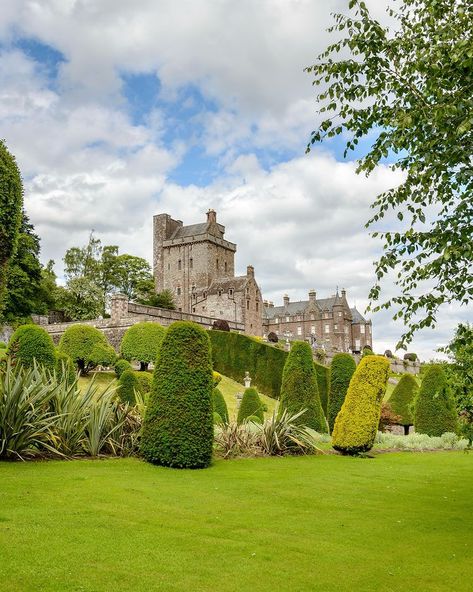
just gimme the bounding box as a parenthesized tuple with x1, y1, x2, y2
(309, 289, 316, 305)
(206, 209, 217, 224)
(283, 294, 289, 307)
(247, 265, 255, 278)
(268, 301, 274, 308)
(341, 288, 347, 298)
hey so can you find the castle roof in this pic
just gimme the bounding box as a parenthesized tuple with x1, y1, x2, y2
(171, 222, 225, 239)
(206, 276, 249, 295)
(263, 298, 368, 324)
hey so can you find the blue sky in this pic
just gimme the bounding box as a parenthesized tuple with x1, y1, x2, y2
(0, 0, 469, 358)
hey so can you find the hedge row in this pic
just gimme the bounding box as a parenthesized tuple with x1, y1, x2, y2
(208, 330, 329, 400)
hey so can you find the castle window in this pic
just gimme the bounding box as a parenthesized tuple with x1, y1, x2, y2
(247, 300, 250, 310)
(324, 324, 330, 334)
(190, 258, 193, 269)
(256, 302, 259, 311)
(360, 325, 365, 334)
(192, 307, 196, 313)
(178, 260, 182, 270)
(216, 258, 219, 270)
(297, 327, 302, 336)
(224, 261, 227, 272)
(203, 291, 207, 298)
(275, 317, 279, 323)
(339, 312, 343, 317)
(310, 314, 315, 321)
(177, 287, 181, 296)
(167, 263, 170, 270)
(229, 289, 233, 297)
(334, 324, 338, 330)
(311, 326, 316, 334)
(285, 316, 290, 323)
(218, 290, 222, 297)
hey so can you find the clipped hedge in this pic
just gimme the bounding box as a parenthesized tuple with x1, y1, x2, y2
(327, 353, 356, 432)
(209, 330, 330, 401)
(237, 387, 265, 424)
(212, 387, 229, 423)
(7, 324, 56, 372)
(141, 321, 214, 469)
(279, 341, 326, 432)
(118, 369, 152, 405)
(388, 373, 418, 431)
(120, 322, 166, 371)
(55, 351, 76, 384)
(414, 365, 457, 436)
(314, 361, 330, 415)
(58, 325, 115, 374)
(332, 355, 390, 455)
(115, 359, 132, 378)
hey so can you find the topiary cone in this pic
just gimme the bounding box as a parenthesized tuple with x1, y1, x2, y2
(332, 355, 390, 455)
(327, 353, 356, 432)
(414, 365, 457, 436)
(141, 321, 214, 468)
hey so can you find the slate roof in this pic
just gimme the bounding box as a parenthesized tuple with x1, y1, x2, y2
(206, 276, 248, 295)
(350, 307, 367, 323)
(263, 298, 368, 324)
(171, 222, 225, 239)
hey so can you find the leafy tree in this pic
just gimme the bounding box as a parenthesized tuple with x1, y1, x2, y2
(0, 140, 23, 315)
(332, 355, 390, 455)
(55, 277, 103, 321)
(328, 353, 356, 432)
(7, 324, 56, 372)
(58, 324, 116, 374)
(279, 341, 326, 432)
(113, 254, 153, 300)
(135, 279, 176, 310)
(414, 365, 457, 436)
(120, 322, 166, 371)
(306, 0, 473, 346)
(2, 214, 47, 322)
(141, 321, 214, 468)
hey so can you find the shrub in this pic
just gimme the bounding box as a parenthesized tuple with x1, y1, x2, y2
(362, 346, 374, 358)
(267, 332, 278, 343)
(256, 409, 323, 456)
(332, 355, 390, 455)
(58, 325, 115, 374)
(118, 369, 152, 405)
(212, 387, 229, 423)
(375, 431, 468, 451)
(212, 319, 230, 331)
(213, 412, 223, 425)
(246, 414, 263, 424)
(120, 322, 166, 371)
(388, 373, 418, 432)
(213, 371, 222, 386)
(314, 361, 330, 414)
(55, 351, 76, 385)
(327, 353, 356, 432)
(237, 387, 265, 424)
(414, 365, 457, 436)
(404, 352, 418, 362)
(0, 341, 6, 349)
(141, 321, 214, 468)
(7, 324, 57, 372)
(115, 359, 132, 378)
(279, 341, 326, 432)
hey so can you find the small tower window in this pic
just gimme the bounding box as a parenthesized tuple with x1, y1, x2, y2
(216, 258, 219, 270)
(256, 302, 259, 311)
(178, 260, 182, 270)
(229, 288, 233, 297)
(190, 258, 193, 269)
(177, 287, 181, 296)
(247, 300, 250, 310)
(224, 261, 227, 273)
(218, 290, 222, 297)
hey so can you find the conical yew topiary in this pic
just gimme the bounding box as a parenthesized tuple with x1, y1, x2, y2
(237, 387, 264, 424)
(212, 387, 229, 423)
(279, 341, 326, 432)
(388, 373, 418, 433)
(141, 321, 214, 468)
(327, 353, 356, 432)
(414, 365, 457, 436)
(332, 355, 390, 455)
(7, 324, 56, 372)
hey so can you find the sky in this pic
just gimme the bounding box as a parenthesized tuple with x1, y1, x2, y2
(0, 0, 470, 359)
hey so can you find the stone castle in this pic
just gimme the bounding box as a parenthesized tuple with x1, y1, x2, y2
(153, 210, 372, 353)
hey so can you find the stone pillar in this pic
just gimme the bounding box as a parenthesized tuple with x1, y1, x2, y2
(111, 294, 128, 324)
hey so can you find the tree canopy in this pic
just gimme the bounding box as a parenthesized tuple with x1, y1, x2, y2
(306, 0, 472, 347)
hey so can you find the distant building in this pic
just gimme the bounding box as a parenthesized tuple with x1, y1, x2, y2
(153, 209, 263, 335)
(263, 290, 372, 353)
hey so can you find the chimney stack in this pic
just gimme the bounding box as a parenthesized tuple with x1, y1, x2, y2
(283, 294, 289, 307)
(309, 289, 316, 304)
(206, 209, 217, 224)
(341, 288, 346, 298)
(247, 265, 255, 278)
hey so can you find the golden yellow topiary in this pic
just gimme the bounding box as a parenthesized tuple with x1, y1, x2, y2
(332, 355, 390, 455)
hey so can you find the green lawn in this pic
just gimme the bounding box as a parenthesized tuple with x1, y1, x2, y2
(78, 372, 278, 421)
(1, 454, 472, 592)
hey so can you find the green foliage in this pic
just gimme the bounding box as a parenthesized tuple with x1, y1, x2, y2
(246, 414, 263, 424)
(118, 369, 152, 405)
(0, 140, 23, 316)
(404, 353, 418, 362)
(115, 359, 132, 378)
(306, 0, 472, 346)
(55, 351, 76, 385)
(414, 365, 458, 436)
(120, 322, 165, 370)
(135, 281, 176, 310)
(58, 324, 114, 374)
(213, 412, 223, 425)
(141, 321, 214, 468)
(55, 276, 103, 320)
(314, 361, 329, 414)
(212, 387, 229, 423)
(332, 355, 390, 455)
(0, 341, 6, 349)
(388, 374, 418, 426)
(209, 330, 287, 399)
(2, 214, 47, 322)
(328, 353, 356, 432)
(7, 324, 56, 372)
(279, 341, 326, 432)
(237, 387, 264, 424)
(362, 347, 374, 358)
